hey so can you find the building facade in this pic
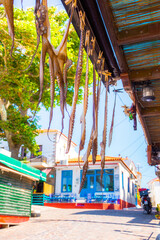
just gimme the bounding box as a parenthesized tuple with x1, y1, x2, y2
(55, 155, 137, 208)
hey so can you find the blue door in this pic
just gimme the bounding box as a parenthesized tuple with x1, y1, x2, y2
(80, 170, 95, 198)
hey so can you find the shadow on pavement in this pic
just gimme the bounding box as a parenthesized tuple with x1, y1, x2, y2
(30, 208, 159, 229)
(71, 207, 159, 227)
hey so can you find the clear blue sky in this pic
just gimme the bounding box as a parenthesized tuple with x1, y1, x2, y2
(14, 0, 156, 188)
(14, 0, 64, 11)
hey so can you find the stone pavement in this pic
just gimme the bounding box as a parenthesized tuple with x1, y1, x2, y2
(0, 206, 159, 240)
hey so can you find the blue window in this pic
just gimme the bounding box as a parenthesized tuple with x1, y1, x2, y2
(122, 172, 124, 189)
(128, 178, 130, 192)
(61, 170, 72, 192)
(103, 169, 114, 192)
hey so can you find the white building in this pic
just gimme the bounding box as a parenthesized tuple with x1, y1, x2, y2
(0, 129, 78, 168)
(148, 178, 160, 207)
(55, 155, 137, 208)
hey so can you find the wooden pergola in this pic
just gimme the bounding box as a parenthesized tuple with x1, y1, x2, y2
(62, 0, 160, 166)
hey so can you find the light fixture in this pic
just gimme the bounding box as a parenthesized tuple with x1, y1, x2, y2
(142, 85, 155, 102)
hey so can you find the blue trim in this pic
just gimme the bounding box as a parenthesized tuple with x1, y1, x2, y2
(122, 172, 124, 189)
(128, 178, 130, 193)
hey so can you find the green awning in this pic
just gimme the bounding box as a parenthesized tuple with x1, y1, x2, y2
(0, 153, 46, 181)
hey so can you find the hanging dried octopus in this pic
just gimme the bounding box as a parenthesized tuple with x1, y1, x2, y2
(0, 0, 14, 55)
(63, 58, 73, 112)
(66, 10, 85, 153)
(79, 128, 93, 193)
(23, 0, 47, 71)
(108, 91, 117, 147)
(33, 0, 76, 134)
(79, 44, 104, 192)
(78, 30, 90, 167)
(93, 57, 105, 165)
(92, 64, 98, 164)
(79, 64, 102, 191)
(100, 71, 111, 180)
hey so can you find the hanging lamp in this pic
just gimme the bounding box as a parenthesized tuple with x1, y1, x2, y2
(142, 85, 155, 102)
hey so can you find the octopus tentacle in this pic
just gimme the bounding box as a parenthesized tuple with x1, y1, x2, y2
(79, 161, 88, 194)
(108, 92, 117, 147)
(38, 37, 49, 105)
(56, 2, 75, 56)
(47, 42, 65, 134)
(47, 57, 55, 134)
(92, 64, 98, 164)
(24, 1, 47, 71)
(56, 71, 65, 133)
(66, 11, 85, 154)
(63, 58, 73, 112)
(79, 128, 93, 193)
(23, 36, 40, 71)
(100, 71, 111, 180)
(78, 30, 90, 167)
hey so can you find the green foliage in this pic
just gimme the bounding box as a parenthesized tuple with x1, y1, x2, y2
(0, 6, 93, 156)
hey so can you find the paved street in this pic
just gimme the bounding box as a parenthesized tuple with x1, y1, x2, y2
(0, 206, 159, 240)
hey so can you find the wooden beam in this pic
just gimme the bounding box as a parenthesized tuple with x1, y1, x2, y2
(118, 22, 160, 46)
(95, 0, 128, 73)
(141, 107, 160, 117)
(120, 73, 132, 93)
(147, 145, 152, 165)
(129, 66, 160, 82)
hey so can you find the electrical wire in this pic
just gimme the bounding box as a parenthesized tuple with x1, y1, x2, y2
(128, 141, 145, 158)
(114, 117, 127, 128)
(120, 134, 144, 154)
(117, 92, 125, 106)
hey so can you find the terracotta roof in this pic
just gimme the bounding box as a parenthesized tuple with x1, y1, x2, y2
(67, 155, 124, 163)
(36, 129, 77, 147)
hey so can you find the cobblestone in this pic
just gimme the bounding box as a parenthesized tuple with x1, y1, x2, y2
(0, 206, 159, 240)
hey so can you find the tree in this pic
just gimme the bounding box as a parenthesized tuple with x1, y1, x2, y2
(0, 6, 92, 159)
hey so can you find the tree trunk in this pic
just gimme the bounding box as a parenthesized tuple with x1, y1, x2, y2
(0, 98, 21, 159)
(9, 145, 20, 159)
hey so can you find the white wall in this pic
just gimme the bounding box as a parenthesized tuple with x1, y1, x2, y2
(0, 140, 9, 151)
(119, 163, 136, 205)
(154, 181, 160, 206)
(55, 134, 77, 162)
(148, 180, 160, 207)
(34, 132, 56, 164)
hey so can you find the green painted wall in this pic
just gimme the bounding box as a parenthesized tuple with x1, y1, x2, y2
(0, 171, 33, 216)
